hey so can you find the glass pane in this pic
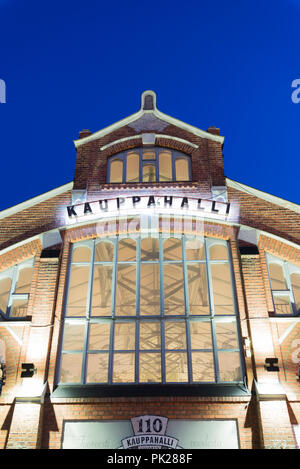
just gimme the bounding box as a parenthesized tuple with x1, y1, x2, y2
(274, 295, 292, 315)
(175, 158, 189, 181)
(114, 322, 135, 350)
(185, 238, 205, 261)
(142, 150, 156, 160)
(159, 151, 172, 182)
(126, 152, 139, 183)
(86, 353, 109, 383)
(140, 322, 160, 349)
(95, 242, 114, 262)
(88, 323, 110, 350)
(211, 264, 234, 314)
(210, 244, 228, 260)
(0, 277, 11, 314)
(91, 265, 112, 316)
(118, 238, 136, 261)
(164, 238, 182, 261)
(15, 266, 33, 293)
(165, 352, 188, 382)
(187, 264, 210, 315)
(218, 351, 242, 382)
(113, 353, 135, 382)
(291, 272, 300, 314)
(140, 353, 161, 382)
(165, 322, 186, 349)
(190, 322, 212, 349)
(110, 159, 123, 183)
(66, 265, 90, 316)
(215, 321, 239, 349)
(62, 323, 85, 350)
(60, 353, 82, 383)
(192, 352, 215, 382)
(269, 263, 286, 290)
(141, 238, 159, 261)
(164, 264, 185, 315)
(140, 264, 160, 315)
(72, 246, 91, 263)
(10, 298, 28, 317)
(115, 264, 136, 315)
(143, 164, 156, 182)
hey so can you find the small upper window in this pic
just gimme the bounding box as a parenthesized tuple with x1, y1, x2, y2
(0, 259, 34, 319)
(107, 147, 191, 183)
(267, 254, 300, 316)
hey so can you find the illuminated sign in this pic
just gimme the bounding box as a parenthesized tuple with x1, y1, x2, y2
(62, 418, 239, 449)
(66, 195, 231, 224)
(121, 415, 180, 449)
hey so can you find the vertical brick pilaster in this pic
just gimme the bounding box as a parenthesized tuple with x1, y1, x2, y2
(6, 401, 44, 449)
(27, 256, 60, 383)
(258, 400, 296, 449)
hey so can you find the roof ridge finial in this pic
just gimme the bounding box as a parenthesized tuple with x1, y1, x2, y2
(141, 90, 157, 111)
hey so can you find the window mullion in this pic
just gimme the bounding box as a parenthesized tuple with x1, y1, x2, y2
(111, 238, 118, 318)
(136, 237, 141, 317)
(86, 240, 95, 319)
(204, 239, 214, 317)
(183, 236, 192, 383)
(285, 262, 296, 315)
(108, 320, 115, 384)
(7, 266, 17, 318)
(81, 321, 90, 384)
(135, 320, 139, 384)
(82, 240, 95, 383)
(122, 153, 126, 183)
(211, 318, 219, 383)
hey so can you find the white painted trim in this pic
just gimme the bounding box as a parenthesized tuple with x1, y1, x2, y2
(100, 133, 199, 152)
(74, 91, 224, 148)
(155, 134, 198, 149)
(100, 135, 142, 151)
(154, 109, 224, 143)
(74, 110, 145, 148)
(227, 178, 300, 214)
(1, 211, 299, 261)
(269, 317, 300, 323)
(0, 182, 73, 220)
(257, 229, 300, 251)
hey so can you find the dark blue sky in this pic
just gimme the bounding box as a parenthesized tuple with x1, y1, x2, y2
(0, 0, 300, 211)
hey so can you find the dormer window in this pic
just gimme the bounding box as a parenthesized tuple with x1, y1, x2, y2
(107, 147, 191, 184)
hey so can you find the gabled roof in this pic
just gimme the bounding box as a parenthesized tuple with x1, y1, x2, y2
(73, 90, 225, 148)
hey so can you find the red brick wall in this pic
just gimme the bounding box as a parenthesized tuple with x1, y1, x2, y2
(42, 396, 259, 449)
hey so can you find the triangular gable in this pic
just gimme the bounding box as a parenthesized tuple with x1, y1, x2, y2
(73, 90, 224, 148)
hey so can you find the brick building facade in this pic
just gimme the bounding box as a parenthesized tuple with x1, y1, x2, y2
(0, 90, 299, 449)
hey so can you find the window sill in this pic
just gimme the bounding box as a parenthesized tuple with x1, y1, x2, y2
(51, 383, 250, 399)
(102, 182, 197, 189)
(0, 316, 32, 324)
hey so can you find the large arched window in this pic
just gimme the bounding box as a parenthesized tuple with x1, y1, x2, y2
(107, 147, 191, 183)
(58, 235, 243, 386)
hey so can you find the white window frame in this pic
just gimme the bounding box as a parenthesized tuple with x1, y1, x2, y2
(266, 253, 300, 316)
(0, 258, 34, 319)
(57, 235, 244, 386)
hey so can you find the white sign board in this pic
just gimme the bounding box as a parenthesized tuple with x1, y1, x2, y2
(62, 416, 239, 449)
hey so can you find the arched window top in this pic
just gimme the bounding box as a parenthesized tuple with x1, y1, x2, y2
(107, 147, 191, 183)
